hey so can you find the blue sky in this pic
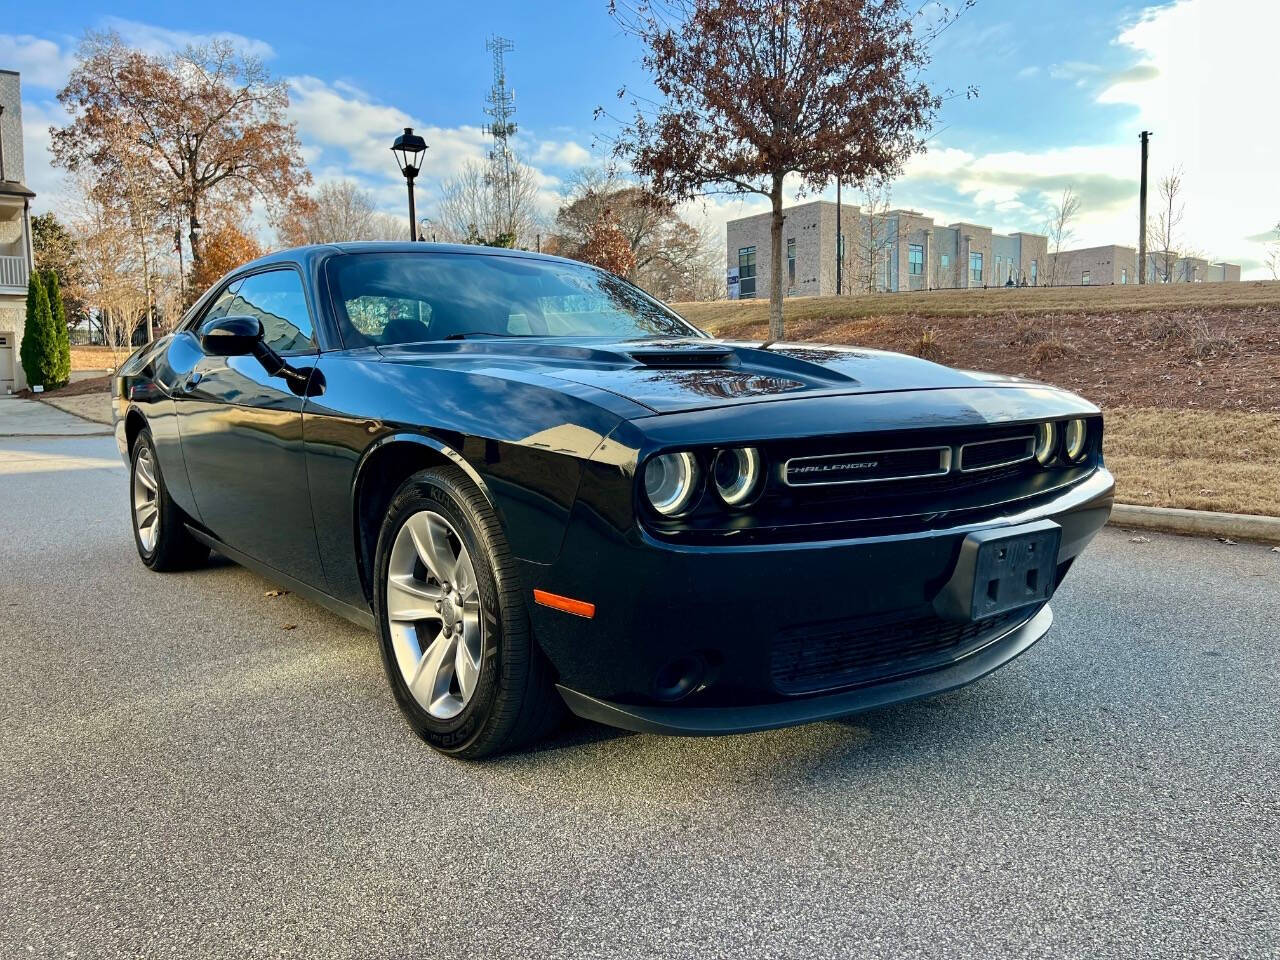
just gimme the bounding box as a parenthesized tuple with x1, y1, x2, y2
(4, 0, 1275, 275)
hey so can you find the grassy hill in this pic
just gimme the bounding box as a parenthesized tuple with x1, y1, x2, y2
(673, 280, 1280, 331)
(671, 282, 1280, 519)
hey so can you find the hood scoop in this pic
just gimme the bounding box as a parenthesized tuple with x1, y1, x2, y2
(627, 346, 735, 369)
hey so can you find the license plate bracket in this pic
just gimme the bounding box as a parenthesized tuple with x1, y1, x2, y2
(933, 520, 1061, 622)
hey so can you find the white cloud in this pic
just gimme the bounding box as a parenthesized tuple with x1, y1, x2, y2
(532, 140, 593, 169)
(100, 16, 276, 60)
(0, 34, 77, 88)
(1094, 0, 1280, 275)
(20, 99, 72, 211)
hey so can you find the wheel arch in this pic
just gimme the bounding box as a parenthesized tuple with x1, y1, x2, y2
(350, 432, 501, 607)
(124, 405, 149, 454)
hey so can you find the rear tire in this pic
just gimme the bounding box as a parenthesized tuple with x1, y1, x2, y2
(130, 428, 210, 572)
(373, 466, 563, 758)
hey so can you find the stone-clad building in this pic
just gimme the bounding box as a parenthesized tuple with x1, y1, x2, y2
(725, 200, 1048, 298)
(0, 69, 36, 393)
(1048, 245, 1138, 287)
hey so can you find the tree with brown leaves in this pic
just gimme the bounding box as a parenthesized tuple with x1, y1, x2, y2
(51, 31, 309, 282)
(609, 0, 961, 337)
(191, 221, 266, 293)
(553, 168, 721, 300)
(579, 209, 638, 277)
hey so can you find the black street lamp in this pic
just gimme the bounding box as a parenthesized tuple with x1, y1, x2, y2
(391, 127, 428, 241)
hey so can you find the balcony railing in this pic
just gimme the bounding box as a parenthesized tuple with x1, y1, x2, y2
(0, 255, 29, 290)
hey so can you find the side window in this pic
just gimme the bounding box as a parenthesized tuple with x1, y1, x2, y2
(185, 280, 241, 333)
(229, 269, 315, 354)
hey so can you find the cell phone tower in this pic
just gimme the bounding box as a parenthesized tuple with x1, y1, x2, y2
(483, 35, 517, 235)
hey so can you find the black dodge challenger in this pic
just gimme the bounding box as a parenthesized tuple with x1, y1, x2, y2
(114, 243, 1114, 757)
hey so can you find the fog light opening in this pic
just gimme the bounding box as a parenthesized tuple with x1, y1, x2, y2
(653, 655, 707, 702)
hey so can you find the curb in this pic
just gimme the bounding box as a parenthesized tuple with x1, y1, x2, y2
(1109, 503, 1280, 544)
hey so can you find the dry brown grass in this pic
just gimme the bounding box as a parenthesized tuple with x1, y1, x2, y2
(70, 345, 118, 371)
(674, 280, 1280, 330)
(1105, 407, 1280, 516)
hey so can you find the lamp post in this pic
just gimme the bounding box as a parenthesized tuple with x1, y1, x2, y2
(391, 127, 429, 241)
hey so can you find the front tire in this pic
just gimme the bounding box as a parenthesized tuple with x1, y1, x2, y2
(373, 466, 562, 758)
(130, 428, 210, 571)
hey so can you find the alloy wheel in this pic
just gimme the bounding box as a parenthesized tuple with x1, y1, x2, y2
(385, 509, 484, 720)
(133, 445, 160, 554)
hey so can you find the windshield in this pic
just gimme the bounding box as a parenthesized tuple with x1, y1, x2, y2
(326, 250, 704, 347)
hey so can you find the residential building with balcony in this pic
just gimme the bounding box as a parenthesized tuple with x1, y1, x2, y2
(0, 69, 36, 393)
(724, 200, 1048, 298)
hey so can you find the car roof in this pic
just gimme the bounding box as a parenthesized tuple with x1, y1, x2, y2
(235, 241, 583, 274)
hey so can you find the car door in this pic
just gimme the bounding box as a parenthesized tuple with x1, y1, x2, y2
(173, 266, 326, 587)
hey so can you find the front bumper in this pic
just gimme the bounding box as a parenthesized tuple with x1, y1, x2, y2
(558, 605, 1052, 735)
(523, 467, 1113, 735)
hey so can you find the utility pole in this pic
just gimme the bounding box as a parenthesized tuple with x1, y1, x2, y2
(835, 178, 842, 296)
(1138, 130, 1151, 284)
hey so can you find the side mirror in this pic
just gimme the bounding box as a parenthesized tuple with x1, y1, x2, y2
(200, 315, 263, 356)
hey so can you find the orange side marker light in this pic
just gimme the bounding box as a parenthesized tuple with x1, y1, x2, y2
(533, 589, 596, 619)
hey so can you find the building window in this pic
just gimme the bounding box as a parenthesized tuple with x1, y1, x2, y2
(1121, 268, 1128, 284)
(969, 252, 983, 283)
(908, 244, 923, 276)
(786, 238, 796, 287)
(940, 253, 950, 268)
(1030, 259, 1038, 285)
(1081, 270, 1091, 286)
(738, 247, 756, 298)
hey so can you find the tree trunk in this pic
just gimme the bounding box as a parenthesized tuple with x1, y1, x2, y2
(768, 178, 785, 341)
(140, 234, 154, 342)
(187, 197, 202, 276)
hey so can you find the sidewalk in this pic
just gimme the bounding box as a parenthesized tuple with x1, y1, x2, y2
(0, 394, 112, 437)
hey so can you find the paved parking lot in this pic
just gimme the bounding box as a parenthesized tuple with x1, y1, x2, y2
(2, 432, 1277, 959)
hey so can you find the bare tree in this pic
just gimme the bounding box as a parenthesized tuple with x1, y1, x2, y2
(67, 176, 148, 364)
(855, 182, 896, 292)
(435, 156, 545, 248)
(1147, 166, 1185, 283)
(1043, 186, 1081, 287)
(279, 181, 378, 245)
(1268, 222, 1280, 280)
(609, 0, 965, 339)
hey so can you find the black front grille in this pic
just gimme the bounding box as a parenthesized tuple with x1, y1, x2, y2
(958, 435, 1034, 472)
(785, 445, 949, 486)
(770, 606, 1034, 695)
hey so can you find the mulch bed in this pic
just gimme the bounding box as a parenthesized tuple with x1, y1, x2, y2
(16, 374, 113, 400)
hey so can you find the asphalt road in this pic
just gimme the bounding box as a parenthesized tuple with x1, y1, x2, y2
(2, 433, 1277, 959)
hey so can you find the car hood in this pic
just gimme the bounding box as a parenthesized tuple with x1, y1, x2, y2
(377, 337, 1047, 415)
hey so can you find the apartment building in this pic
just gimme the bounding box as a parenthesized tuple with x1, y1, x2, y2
(725, 201, 1048, 298)
(0, 70, 37, 393)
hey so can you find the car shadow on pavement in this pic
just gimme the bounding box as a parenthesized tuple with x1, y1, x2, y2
(495, 667, 1049, 786)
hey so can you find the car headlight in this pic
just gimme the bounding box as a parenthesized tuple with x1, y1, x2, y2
(712, 446, 763, 506)
(644, 452, 700, 516)
(1033, 421, 1057, 466)
(1063, 418, 1089, 462)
